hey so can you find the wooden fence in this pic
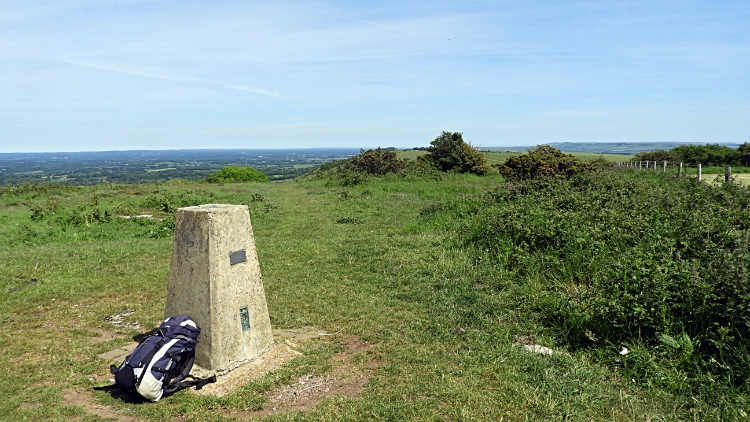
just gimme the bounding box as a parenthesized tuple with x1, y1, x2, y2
(615, 160, 734, 183)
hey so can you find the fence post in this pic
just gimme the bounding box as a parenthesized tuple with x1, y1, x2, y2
(678, 162, 683, 177)
(697, 164, 702, 182)
(639, 161, 642, 171)
(653, 161, 657, 172)
(663, 161, 667, 173)
(726, 166, 731, 182)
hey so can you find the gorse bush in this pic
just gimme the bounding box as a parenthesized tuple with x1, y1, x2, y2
(438, 171, 750, 400)
(499, 145, 598, 180)
(422, 131, 492, 175)
(205, 166, 269, 183)
(343, 148, 405, 175)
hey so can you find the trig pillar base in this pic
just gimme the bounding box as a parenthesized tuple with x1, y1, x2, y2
(165, 204, 273, 373)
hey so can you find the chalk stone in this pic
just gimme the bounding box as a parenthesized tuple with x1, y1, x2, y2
(165, 204, 273, 373)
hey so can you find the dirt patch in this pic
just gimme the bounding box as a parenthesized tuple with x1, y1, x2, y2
(61, 389, 145, 422)
(192, 342, 303, 397)
(232, 335, 380, 418)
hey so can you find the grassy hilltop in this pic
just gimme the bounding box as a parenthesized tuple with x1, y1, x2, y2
(1, 155, 750, 420)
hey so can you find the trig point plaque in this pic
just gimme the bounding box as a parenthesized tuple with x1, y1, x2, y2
(165, 204, 273, 373)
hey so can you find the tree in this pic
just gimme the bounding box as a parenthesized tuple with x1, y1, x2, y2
(671, 144, 741, 166)
(423, 132, 492, 175)
(736, 142, 750, 166)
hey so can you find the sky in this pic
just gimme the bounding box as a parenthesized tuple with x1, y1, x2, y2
(1, 0, 748, 152)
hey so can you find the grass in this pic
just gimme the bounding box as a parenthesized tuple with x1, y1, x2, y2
(0, 173, 746, 421)
(622, 164, 750, 185)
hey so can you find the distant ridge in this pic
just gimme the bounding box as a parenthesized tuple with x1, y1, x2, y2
(481, 142, 742, 155)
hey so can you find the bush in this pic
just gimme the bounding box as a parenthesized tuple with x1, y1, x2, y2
(343, 148, 405, 175)
(205, 166, 269, 183)
(454, 172, 750, 399)
(423, 132, 492, 175)
(398, 158, 445, 179)
(498, 145, 597, 180)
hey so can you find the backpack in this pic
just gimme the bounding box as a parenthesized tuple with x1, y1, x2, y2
(109, 315, 216, 401)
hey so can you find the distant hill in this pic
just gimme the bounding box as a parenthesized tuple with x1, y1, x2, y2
(481, 142, 742, 155)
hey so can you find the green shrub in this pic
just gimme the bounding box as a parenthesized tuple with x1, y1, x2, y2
(422, 131, 492, 175)
(205, 166, 269, 183)
(450, 172, 750, 399)
(343, 148, 405, 175)
(498, 145, 598, 180)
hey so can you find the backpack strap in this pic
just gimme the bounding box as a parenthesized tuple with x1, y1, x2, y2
(178, 375, 217, 391)
(162, 349, 195, 395)
(162, 349, 217, 395)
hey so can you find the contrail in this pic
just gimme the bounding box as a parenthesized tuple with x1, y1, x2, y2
(64, 59, 282, 98)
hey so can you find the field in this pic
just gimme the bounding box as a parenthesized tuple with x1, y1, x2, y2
(0, 149, 360, 185)
(1, 168, 749, 421)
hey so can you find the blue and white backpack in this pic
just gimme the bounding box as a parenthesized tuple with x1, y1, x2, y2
(110, 315, 216, 401)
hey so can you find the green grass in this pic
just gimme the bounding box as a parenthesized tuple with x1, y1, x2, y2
(0, 173, 746, 421)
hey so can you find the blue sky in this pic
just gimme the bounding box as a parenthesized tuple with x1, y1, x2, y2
(1, 0, 748, 152)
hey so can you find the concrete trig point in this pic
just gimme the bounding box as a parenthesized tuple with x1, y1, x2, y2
(165, 204, 273, 374)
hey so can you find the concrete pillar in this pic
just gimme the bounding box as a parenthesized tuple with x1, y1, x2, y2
(165, 204, 273, 374)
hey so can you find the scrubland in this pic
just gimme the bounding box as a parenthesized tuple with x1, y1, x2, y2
(1, 168, 749, 421)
